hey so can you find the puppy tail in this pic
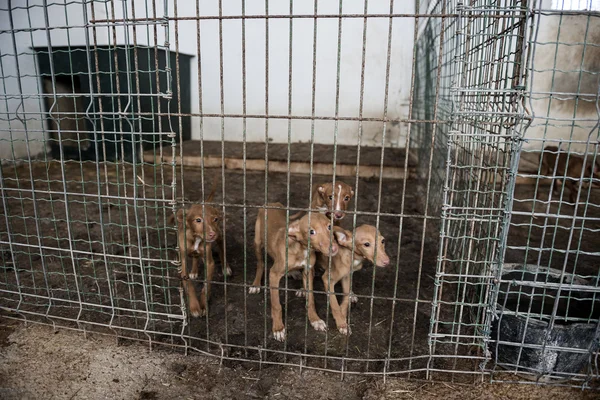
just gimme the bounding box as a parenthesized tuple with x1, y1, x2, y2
(205, 178, 219, 203)
(289, 211, 304, 220)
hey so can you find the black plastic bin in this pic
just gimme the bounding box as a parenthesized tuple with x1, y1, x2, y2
(491, 264, 600, 379)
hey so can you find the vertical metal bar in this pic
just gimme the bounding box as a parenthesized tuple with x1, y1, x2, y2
(129, 0, 154, 335)
(421, 0, 448, 378)
(367, 0, 396, 378)
(40, 0, 75, 307)
(284, 0, 293, 361)
(61, 0, 97, 313)
(123, 0, 153, 345)
(262, 0, 270, 357)
(241, 0, 249, 357)
(385, 0, 420, 379)
(89, 0, 122, 333)
(39, 0, 83, 328)
(343, 0, 368, 372)
(217, 0, 229, 347)
(80, 0, 117, 335)
(171, 0, 188, 348)
(322, 0, 342, 369)
(193, 0, 209, 350)
(302, 0, 319, 368)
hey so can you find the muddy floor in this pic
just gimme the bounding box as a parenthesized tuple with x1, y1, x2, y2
(0, 161, 442, 377)
(0, 320, 596, 400)
(1, 160, 600, 382)
(505, 184, 600, 279)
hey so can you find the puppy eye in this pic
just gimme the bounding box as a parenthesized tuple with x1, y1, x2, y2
(195, 218, 203, 223)
(327, 224, 331, 231)
(364, 242, 370, 247)
(310, 229, 316, 235)
(213, 217, 219, 222)
(344, 196, 350, 201)
(381, 239, 385, 244)
(328, 195, 333, 200)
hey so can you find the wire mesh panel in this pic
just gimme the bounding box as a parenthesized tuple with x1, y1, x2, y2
(418, 0, 530, 382)
(0, 0, 185, 344)
(494, 0, 600, 387)
(0, 0, 598, 388)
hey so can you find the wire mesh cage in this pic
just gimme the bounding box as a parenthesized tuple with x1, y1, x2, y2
(0, 0, 599, 389)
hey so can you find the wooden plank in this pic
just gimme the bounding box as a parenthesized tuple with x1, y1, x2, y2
(146, 153, 408, 179)
(143, 143, 552, 183)
(162, 141, 412, 168)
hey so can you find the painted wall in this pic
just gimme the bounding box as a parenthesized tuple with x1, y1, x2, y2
(523, 0, 600, 152)
(3, 0, 594, 161)
(0, 0, 416, 161)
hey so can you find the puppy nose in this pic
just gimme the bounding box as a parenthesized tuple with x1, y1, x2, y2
(208, 231, 216, 238)
(334, 212, 343, 219)
(382, 257, 390, 266)
(331, 244, 338, 254)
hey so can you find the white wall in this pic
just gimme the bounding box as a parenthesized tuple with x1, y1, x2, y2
(175, 0, 415, 147)
(0, 0, 415, 161)
(2, 1, 598, 160)
(523, 0, 600, 152)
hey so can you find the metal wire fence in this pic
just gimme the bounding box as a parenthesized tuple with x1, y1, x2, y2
(0, 0, 598, 389)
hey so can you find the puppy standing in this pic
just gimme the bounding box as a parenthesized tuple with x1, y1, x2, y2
(174, 184, 230, 317)
(288, 181, 354, 282)
(320, 225, 390, 334)
(540, 146, 600, 203)
(290, 181, 354, 224)
(250, 203, 338, 341)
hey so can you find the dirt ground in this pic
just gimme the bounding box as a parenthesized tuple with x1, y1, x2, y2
(505, 184, 600, 279)
(1, 160, 600, 386)
(0, 161, 440, 376)
(0, 319, 596, 400)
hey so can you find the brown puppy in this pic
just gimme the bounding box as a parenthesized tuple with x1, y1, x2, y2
(291, 181, 354, 223)
(174, 186, 230, 317)
(250, 203, 338, 341)
(540, 146, 600, 203)
(319, 225, 390, 335)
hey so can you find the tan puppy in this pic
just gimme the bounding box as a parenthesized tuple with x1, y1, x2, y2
(291, 181, 354, 223)
(540, 146, 600, 203)
(319, 225, 390, 335)
(174, 186, 230, 317)
(250, 203, 338, 341)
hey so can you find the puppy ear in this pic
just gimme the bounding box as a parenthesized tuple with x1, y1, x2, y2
(176, 208, 185, 223)
(318, 185, 326, 193)
(333, 226, 351, 247)
(288, 221, 301, 242)
(350, 190, 355, 196)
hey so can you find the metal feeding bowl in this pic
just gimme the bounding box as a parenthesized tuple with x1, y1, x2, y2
(491, 264, 600, 380)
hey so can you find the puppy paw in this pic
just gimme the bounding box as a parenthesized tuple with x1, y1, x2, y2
(311, 319, 327, 332)
(190, 305, 205, 318)
(248, 286, 261, 294)
(350, 292, 358, 303)
(273, 328, 286, 342)
(188, 272, 198, 280)
(295, 290, 306, 298)
(223, 265, 232, 277)
(338, 325, 351, 335)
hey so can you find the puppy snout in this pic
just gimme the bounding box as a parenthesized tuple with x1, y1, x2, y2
(379, 256, 390, 267)
(331, 243, 338, 255)
(334, 212, 343, 219)
(207, 231, 216, 239)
